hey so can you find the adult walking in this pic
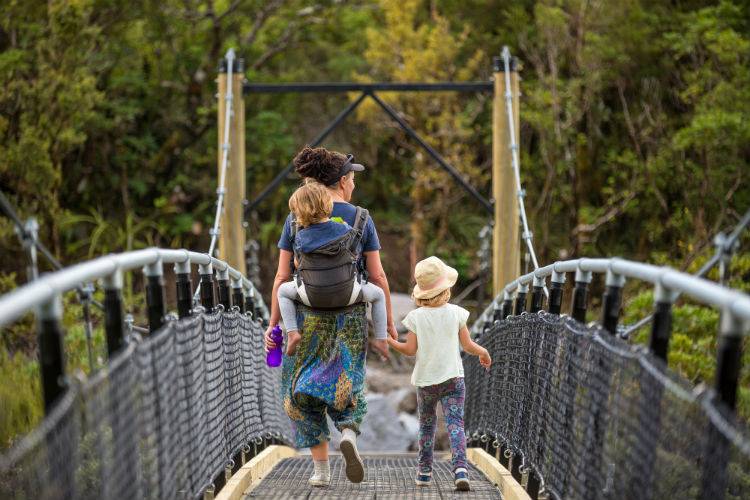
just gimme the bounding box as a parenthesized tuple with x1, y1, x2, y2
(264, 146, 397, 487)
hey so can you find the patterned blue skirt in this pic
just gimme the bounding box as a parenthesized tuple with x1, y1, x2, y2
(281, 303, 368, 448)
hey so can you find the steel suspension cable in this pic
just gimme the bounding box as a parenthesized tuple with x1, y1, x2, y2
(0, 188, 104, 311)
(207, 47, 236, 259)
(501, 47, 546, 296)
(193, 48, 238, 302)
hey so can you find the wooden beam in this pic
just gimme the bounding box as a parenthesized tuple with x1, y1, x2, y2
(217, 62, 247, 275)
(467, 447, 531, 500)
(216, 445, 299, 500)
(492, 57, 521, 296)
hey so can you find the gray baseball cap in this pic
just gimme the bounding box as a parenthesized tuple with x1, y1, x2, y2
(326, 154, 364, 185)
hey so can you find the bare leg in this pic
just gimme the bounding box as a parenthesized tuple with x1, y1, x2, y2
(310, 441, 329, 461)
(277, 281, 302, 355)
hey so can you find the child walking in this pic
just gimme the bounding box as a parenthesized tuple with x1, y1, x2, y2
(387, 256, 491, 491)
(277, 180, 389, 358)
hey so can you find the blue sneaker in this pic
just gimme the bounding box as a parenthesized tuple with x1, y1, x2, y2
(415, 473, 431, 486)
(454, 470, 470, 491)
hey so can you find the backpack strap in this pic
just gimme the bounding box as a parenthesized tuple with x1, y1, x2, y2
(348, 206, 369, 253)
(289, 211, 301, 270)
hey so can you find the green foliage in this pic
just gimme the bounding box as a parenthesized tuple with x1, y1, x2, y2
(352, 0, 490, 276)
(0, 288, 124, 453)
(60, 291, 108, 375)
(0, 271, 34, 354)
(0, 350, 42, 450)
(623, 287, 750, 420)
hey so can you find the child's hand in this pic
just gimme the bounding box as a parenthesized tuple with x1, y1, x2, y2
(387, 323, 399, 340)
(479, 349, 492, 370)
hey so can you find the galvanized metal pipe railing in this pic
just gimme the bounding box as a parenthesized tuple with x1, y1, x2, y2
(471, 257, 750, 338)
(471, 256, 750, 423)
(0, 247, 268, 329)
(470, 256, 750, 500)
(501, 46, 544, 288)
(0, 247, 268, 414)
(619, 207, 750, 338)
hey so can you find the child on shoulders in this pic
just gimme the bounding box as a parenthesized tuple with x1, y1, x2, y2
(277, 180, 388, 356)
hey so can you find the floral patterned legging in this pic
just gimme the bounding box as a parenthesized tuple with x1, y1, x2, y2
(416, 377, 467, 474)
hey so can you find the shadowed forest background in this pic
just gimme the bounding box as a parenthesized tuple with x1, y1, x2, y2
(1, 0, 748, 449)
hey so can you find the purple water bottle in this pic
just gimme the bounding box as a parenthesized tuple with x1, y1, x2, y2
(266, 324, 283, 367)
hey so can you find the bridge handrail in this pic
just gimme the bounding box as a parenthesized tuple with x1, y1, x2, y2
(0, 247, 269, 328)
(471, 257, 750, 336)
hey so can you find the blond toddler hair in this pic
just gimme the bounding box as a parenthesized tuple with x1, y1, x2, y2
(413, 288, 451, 307)
(289, 180, 333, 227)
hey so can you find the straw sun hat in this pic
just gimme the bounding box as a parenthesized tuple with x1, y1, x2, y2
(412, 256, 458, 300)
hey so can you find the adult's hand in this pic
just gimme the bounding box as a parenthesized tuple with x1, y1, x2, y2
(264, 325, 276, 354)
(387, 323, 398, 340)
(372, 339, 391, 360)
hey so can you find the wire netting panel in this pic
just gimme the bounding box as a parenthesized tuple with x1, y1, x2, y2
(240, 314, 264, 443)
(134, 321, 186, 499)
(223, 310, 244, 458)
(175, 314, 211, 498)
(79, 342, 145, 500)
(252, 316, 293, 443)
(464, 312, 750, 500)
(0, 388, 81, 499)
(0, 309, 291, 500)
(202, 310, 229, 483)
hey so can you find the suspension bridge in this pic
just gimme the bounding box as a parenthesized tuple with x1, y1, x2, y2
(0, 47, 748, 500)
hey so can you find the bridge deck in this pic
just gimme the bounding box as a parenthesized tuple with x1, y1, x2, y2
(244, 454, 503, 500)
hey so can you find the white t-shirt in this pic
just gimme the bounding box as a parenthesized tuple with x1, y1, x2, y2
(401, 303, 470, 387)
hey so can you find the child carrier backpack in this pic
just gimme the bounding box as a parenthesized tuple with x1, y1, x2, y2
(290, 207, 369, 309)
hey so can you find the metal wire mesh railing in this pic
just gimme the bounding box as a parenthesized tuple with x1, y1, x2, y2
(464, 312, 750, 500)
(0, 308, 291, 500)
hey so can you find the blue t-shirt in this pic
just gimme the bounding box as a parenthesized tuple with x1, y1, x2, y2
(294, 220, 352, 253)
(278, 202, 380, 256)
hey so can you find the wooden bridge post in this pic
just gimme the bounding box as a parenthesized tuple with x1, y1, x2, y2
(492, 54, 520, 296)
(217, 55, 247, 275)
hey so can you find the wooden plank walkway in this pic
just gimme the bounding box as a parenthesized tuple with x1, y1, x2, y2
(244, 454, 503, 500)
